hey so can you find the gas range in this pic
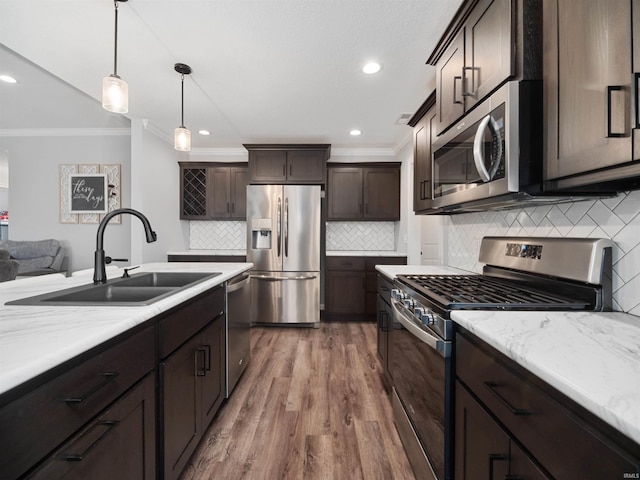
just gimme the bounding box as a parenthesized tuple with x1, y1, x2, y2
(392, 237, 613, 342)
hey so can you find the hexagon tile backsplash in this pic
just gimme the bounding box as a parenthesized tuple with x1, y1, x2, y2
(446, 191, 640, 316)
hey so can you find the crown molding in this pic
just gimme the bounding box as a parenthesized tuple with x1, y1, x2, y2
(0, 128, 130, 137)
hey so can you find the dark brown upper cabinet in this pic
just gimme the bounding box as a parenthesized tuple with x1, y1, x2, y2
(244, 144, 330, 184)
(429, 0, 541, 136)
(408, 93, 436, 213)
(210, 166, 248, 220)
(327, 163, 400, 221)
(543, 0, 640, 192)
(179, 162, 248, 220)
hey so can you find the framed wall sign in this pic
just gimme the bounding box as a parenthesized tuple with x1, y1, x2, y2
(69, 173, 108, 214)
(60, 164, 121, 223)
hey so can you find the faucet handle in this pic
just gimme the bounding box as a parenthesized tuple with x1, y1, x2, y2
(105, 256, 129, 264)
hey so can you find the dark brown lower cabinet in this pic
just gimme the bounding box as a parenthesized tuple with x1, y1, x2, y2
(325, 256, 406, 321)
(455, 380, 548, 480)
(29, 374, 156, 480)
(160, 312, 225, 480)
(456, 328, 640, 479)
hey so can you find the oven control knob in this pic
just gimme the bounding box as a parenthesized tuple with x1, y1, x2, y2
(415, 308, 435, 325)
(403, 298, 415, 309)
(391, 289, 401, 300)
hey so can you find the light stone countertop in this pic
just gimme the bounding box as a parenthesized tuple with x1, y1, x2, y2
(452, 310, 640, 445)
(375, 264, 471, 280)
(375, 264, 640, 446)
(327, 250, 408, 257)
(167, 250, 247, 256)
(0, 262, 252, 396)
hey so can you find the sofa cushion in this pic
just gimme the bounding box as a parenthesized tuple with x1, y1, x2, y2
(15, 257, 56, 274)
(0, 239, 60, 259)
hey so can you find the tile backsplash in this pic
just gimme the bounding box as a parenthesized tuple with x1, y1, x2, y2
(326, 221, 395, 251)
(189, 221, 247, 250)
(446, 191, 640, 316)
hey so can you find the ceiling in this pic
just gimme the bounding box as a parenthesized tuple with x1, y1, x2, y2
(0, 0, 462, 153)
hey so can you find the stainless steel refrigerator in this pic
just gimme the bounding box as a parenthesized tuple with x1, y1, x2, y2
(247, 184, 320, 326)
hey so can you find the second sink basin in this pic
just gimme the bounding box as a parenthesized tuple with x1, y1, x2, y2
(116, 272, 218, 288)
(5, 271, 222, 306)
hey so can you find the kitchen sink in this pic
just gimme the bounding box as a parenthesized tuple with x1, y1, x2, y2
(5, 272, 221, 306)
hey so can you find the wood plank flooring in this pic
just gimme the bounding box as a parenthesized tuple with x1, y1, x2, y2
(179, 322, 416, 480)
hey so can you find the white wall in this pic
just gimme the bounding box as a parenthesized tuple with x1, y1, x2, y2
(1, 133, 132, 272)
(130, 120, 189, 265)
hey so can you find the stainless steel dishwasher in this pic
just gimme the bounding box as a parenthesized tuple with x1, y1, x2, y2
(225, 273, 251, 397)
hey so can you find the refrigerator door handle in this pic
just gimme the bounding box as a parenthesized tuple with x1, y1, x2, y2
(276, 197, 282, 258)
(284, 197, 289, 258)
(252, 274, 318, 281)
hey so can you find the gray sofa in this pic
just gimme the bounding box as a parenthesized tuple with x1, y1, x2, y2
(0, 249, 19, 282)
(0, 239, 67, 276)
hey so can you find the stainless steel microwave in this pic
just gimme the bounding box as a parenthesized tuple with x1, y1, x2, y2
(429, 81, 544, 212)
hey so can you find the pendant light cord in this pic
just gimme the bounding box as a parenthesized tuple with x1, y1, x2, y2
(113, 0, 119, 77)
(180, 74, 185, 128)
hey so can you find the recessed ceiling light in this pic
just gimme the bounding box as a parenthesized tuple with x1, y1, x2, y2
(0, 75, 17, 84)
(362, 62, 381, 74)
(350, 129, 362, 136)
(198, 130, 211, 136)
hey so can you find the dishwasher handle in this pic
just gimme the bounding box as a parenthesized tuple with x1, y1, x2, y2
(227, 274, 251, 292)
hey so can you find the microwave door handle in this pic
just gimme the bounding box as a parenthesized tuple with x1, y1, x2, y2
(473, 114, 494, 182)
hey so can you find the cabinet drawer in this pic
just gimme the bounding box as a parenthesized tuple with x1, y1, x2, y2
(456, 331, 640, 479)
(159, 286, 225, 358)
(0, 326, 154, 480)
(28, 373, 156, 480)
(326, 256, 365, 271)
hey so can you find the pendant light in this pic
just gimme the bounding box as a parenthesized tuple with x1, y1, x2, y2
(174, 63, 192, 152)
(102, 0, 129, 113)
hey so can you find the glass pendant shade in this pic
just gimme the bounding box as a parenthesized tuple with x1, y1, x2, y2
(174, 126, 191, 152)
(102, 75, 128, 113)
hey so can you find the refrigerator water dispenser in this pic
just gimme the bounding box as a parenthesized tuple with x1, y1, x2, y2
(251, 218, 272, 249)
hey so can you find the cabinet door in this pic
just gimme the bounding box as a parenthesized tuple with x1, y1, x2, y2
(325, 270, 365, 316)
(364, 168, 400, 220)
(230, 167, 248, 219)
(327, 168, 364, 219)
(200, 315, 225, 429)
(249, 150, 287, 183)
(286, 150, 326, 183)
(544, 0, 633, 181)
(463, 0, 513, 111)
(413, 112, 433, 212)
(161, 334, 203, 480)
(210, 167, 232, 218)
(436, 30, 466, 135)
(30, 374, 156, 480)
(181, 167, 209, 219)
(455, 381, 511, 480)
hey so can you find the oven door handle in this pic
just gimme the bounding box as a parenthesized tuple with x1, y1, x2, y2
(392, 299, 451, 358)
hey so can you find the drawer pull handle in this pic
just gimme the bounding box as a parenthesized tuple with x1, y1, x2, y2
(65, 372, 119, 404)
(63, 420, 120, 462)
(489, 453, 508, 479)
(484, 381, 531, 416)
(196, 347, 207, 377)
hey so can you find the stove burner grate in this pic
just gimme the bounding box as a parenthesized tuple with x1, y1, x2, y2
(401, 275, 591, 310)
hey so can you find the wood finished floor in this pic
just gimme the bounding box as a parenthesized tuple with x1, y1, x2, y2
(179, 321, 416, 480)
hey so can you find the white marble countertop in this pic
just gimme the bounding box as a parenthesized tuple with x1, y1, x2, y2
(327, 250, 408, 257)
(167, 250, 247, 256)
(375, 264, 471, 280)
(0, 262, 252, 396)
(453, 310, 640, 445)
